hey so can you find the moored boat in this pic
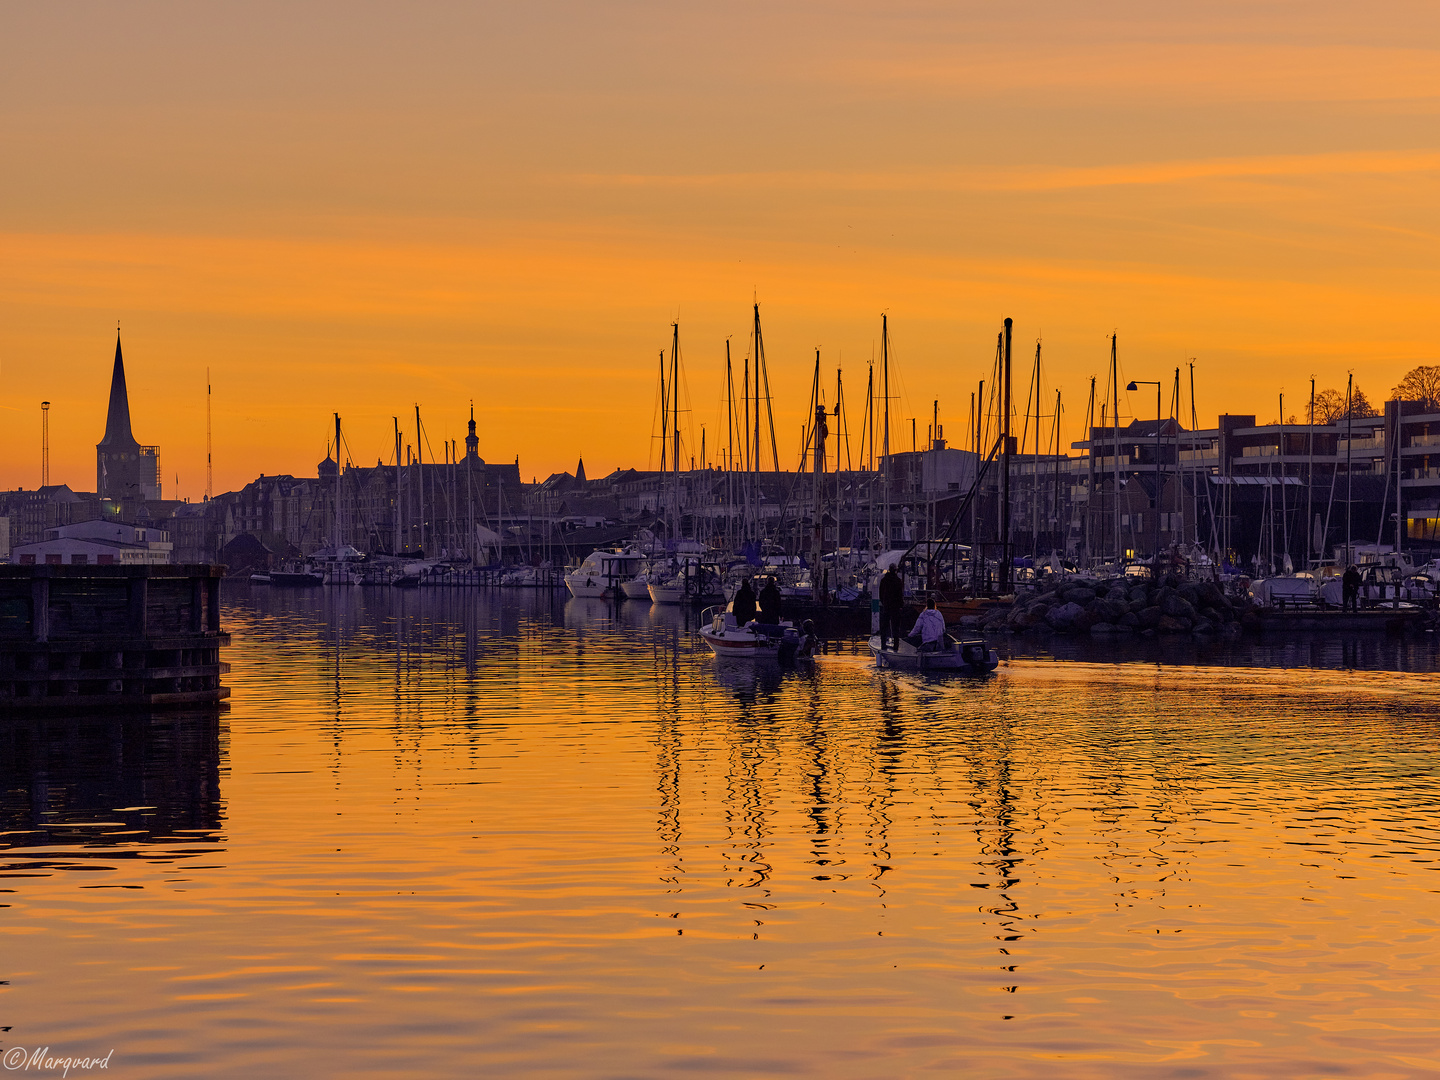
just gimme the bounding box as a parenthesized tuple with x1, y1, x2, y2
(564, 548, 645, 599)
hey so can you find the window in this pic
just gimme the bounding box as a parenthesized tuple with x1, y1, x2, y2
(19, 554, 35, 565)
(45, 554, 62, 565)
(98, 555, 115, 565)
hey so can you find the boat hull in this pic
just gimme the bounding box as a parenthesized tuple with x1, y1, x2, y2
(648, 583, 687, 604)
(869, 635, 998, 674)
(565, 575, 611, 599)
(620, 578, 653, 600)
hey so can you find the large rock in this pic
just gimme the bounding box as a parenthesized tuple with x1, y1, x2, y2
(1137, 605, 1164, 629)
(1062, 586, 1097, 605)
(1118, 611, 1140, 627)
(1103, 598, 1130, 621)
(1156, 614, 1191, 633)
(1047, 601, 1087, 628)
(1105, 586, 1130, 603)
(1161, 593, 1197, 621)
(1191, 617, 1215, 634)
(1090, 621, 1120, 634)
(1129, 586, 1150, 605)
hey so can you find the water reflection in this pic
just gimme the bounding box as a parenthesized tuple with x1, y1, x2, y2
(0, 710, 223, 869)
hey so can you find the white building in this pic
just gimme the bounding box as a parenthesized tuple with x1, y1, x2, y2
(13, 519, 173, 566)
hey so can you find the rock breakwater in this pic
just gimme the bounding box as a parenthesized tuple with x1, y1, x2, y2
(967, 578, 1255, 637)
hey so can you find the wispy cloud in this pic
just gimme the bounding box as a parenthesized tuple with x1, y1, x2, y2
(565, 150, 1440, 195)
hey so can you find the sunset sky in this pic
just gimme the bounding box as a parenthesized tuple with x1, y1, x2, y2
(3, 2, 1438, 496)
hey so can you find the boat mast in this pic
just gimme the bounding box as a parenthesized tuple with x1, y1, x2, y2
(1111, 334, 1120, 565)
(1345, 372, 1353, 567)
(1052, 387, 1062, 558)
(333, 413, 343, 555)
(882, 315, 891, 554)
(1307, 377, 1315, 568)
(391, 418, 401, 554)
(1000, 317, 1012, 593)
(1085, 376, 1095, 567)
(414, 405, 425, 556)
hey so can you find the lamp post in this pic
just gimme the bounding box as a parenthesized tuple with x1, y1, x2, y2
(1127, 380, 1162, 571)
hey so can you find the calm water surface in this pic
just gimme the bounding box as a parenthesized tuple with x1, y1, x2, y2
(3, 588, 1439, 1078)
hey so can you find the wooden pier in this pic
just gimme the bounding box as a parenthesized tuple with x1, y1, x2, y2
(0, 565, 230, 711)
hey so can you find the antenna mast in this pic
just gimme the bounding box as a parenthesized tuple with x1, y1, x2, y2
(40, 401, 50, 486)
(205, 369, 213, 500)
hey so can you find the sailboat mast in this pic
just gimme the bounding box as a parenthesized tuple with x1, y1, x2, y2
(882, 315, 891, 552)
(1307, 376, 1315, 568)
(1345, 372, 1353, 566)
(415, 405, 425, 555)
(393, 417, 402, 554)
(1111, 334, 1120, 564)
(333, 413, 343, 554)
(1085, 376, 1095, 567)
(1000, 317, 1012, 593)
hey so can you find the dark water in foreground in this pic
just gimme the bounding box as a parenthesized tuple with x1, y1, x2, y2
(2, 587, 1439, 1078)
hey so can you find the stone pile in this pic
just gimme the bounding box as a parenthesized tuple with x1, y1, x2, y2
(969, 577, 1254, 637)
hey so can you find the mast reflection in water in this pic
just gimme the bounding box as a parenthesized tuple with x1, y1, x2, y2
(0, 585, 1436, 1079)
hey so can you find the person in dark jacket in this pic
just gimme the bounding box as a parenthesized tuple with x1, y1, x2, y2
(758, 576, 782, 624)
(1342, 564, 1362, 612)
(878, 566, 905, 651)
(732, 579, 757, 625)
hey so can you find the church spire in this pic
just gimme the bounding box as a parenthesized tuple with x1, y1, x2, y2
(464, 400, 480, 460)
(98, 331, 139, 450)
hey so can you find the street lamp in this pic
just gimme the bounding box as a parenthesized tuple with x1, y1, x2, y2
(1127, 380, 1162, 571)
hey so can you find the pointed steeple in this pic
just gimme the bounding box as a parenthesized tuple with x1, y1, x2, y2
(575, 457, 586, 484)
(98, 331, 139, 450)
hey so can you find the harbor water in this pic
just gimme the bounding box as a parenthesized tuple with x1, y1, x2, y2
(2, 587, 1439, 1077)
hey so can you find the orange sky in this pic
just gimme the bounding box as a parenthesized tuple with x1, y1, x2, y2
(2, 2, 1438, 497)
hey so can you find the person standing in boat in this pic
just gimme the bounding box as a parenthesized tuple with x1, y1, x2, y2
(908, 596, 946, 652)
(878, 565, 905, 651)
(758, 576, 782, 624)
(732, 579, 758, 625)
(1342, 564, 1362, 612)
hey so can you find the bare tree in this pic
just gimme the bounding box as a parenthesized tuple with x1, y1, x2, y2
(1313, 385, 1379, 424)
(1314, 388, 1346, 424)
(1392, 364, 1440, 411)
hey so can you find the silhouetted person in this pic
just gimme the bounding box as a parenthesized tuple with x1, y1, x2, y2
(878, 566, 905, 651)
(758, 576, 782, 624)
(907, 595, 946, 652)
(1342, 564, 1361, 612)
(732, 579, 757, 625)
(797, 619, 818, 658)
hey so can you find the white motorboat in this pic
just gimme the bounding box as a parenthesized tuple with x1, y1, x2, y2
(620, 574, 653, 600)
(699, 607, 799, 659)
(869, 634, 999, 674)
(647, 578, 688, 604)
(564, 548, 645, 599)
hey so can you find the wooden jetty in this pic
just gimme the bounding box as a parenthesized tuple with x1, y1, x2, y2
(0, 565, 230, 711)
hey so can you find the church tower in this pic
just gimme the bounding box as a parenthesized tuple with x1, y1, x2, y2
(464, 402, 482, 462)
(96, 332, 161, 500)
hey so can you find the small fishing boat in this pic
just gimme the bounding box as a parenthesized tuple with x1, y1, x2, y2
(249, 572, 272, 584)
(699, 606, 799, 660)
(869, 634, 999, 674)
